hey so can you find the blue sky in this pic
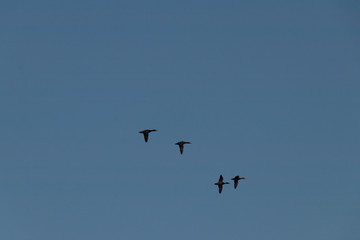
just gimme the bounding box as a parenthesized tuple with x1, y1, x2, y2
(1, 0, 359, 239)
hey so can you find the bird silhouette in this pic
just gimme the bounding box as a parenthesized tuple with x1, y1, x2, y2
(214, 175, 229, 194)
(175, 141, 191, 154)
(139, 129, 157, 142)
(231, 175, 246, 189)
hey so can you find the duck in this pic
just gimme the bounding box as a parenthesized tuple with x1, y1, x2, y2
(214, 175, 229, 194)
(139, 129, 157, 142)
(175, 141, 191, 154)
(231, 175, 246, 189)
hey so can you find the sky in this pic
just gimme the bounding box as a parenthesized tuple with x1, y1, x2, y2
(1, 0, 359, 239)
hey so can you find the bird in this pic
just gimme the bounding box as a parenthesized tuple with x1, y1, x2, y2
(214, 175, 229, 194)
(139, 129, 157, 142)
(231, 175, 246, 189)
(175, 141, 191, 154)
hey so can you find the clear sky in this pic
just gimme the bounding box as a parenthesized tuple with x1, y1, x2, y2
(1, 0, 359, 239)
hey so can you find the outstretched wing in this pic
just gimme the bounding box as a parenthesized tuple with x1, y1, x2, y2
(219, 175, 224, 182)
(143, 132, 149, 142)
(179, 145, 184, 154)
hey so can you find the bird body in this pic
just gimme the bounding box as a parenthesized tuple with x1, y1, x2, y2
(214, 175, 229, 194)
(175, 141, 191, 154)
(139, 129, 157, 142)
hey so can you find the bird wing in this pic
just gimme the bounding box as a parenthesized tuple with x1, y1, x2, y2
(143, 132, 149, 142)
(179, 145, 184, 154)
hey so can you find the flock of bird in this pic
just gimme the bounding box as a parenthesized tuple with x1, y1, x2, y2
(139, 129, 246, 194)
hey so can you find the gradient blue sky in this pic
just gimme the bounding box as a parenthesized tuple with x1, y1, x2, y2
(1, 0, 359, 239)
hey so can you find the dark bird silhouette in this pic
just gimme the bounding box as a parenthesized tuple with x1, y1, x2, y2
(231, 175, 246, 189)
(214, 175, 229, 194)
(139, 129, 157, 142)
(175, 141, 191, 154)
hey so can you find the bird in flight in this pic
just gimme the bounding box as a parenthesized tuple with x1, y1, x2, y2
(214, 175, 229, 194)
(231, 175, 246, 189)
(139, 129, 157, 142)
(175, 141, 191, 154)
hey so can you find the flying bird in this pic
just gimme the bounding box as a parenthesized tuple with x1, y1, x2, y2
(175, 141, 191, 154)
(139, 129, 157, 142)
(214, 175, 229, 194)
(231, 175, 246, 189)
